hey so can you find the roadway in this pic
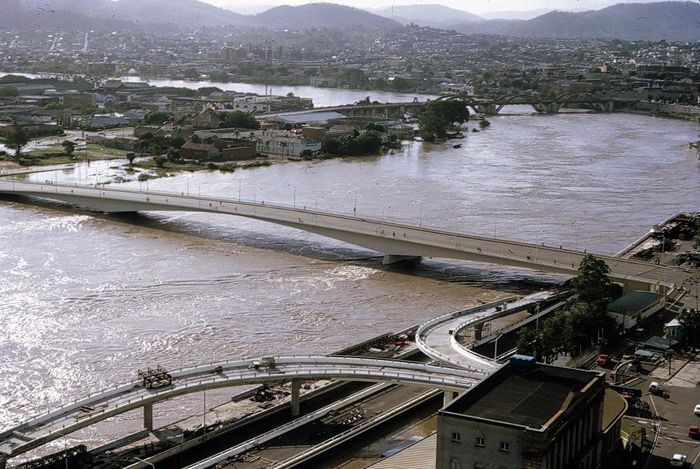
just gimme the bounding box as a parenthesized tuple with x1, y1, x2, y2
(0, 180, 691, 292)
(0, 356, 481, 461)
(415, 292, 559, 371)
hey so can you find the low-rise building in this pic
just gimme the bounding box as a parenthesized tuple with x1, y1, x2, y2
(607, 291, 665, 331)
(437, 355, 626, 469)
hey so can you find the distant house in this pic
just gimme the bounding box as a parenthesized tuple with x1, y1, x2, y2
(180, 142, 221, 160)
(215, 138, 257, 161)
(90, 114, 130, 128)
(256, 130, 321, 158)
(59, 92, 96, 109)
(664, 318, 682, 339)
(190, 109, 223, 129)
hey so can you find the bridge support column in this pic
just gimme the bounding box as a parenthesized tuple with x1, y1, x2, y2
(478, 104, 500, 116)
(291, 379, 301, 417)
(474, 324, 484, 341)
(534, 103, 561, 114)
(382, 255, 422, 266)
(443, 391, 460, 407)
(0, 453, 8, 469)
(143, 403, 153, 432)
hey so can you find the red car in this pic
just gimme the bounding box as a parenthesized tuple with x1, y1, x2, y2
(596, 354, 612, 367)
(689, 426, 699, 439)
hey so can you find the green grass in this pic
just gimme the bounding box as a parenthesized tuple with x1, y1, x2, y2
(21, 143, 129, 166)
(134, 159, 207, 172)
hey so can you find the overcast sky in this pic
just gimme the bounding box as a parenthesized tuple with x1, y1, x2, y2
(201, 0, 669, 15)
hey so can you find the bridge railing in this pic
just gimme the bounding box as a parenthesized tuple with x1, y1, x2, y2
(0, 180, 684, 287)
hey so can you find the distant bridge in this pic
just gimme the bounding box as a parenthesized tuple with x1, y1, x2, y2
(0, 180, 689, 293)
(257, 94, 630, 120)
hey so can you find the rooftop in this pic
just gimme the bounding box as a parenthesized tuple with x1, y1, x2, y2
(442, 358, 600, 430)
(607, 291, 664, 315)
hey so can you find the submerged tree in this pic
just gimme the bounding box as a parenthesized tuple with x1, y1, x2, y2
(6, 126, 29, 159)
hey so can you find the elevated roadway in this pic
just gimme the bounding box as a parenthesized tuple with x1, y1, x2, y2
(0, 356, 482, 464)
(0, 180, 690, 292)
(416, 292, 563, 371)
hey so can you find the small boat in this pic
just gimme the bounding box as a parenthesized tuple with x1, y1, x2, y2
(452, 144, 462, 149)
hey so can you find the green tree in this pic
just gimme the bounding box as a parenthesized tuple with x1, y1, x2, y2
(0, 86, 19, 97)
(126, 152, 136, 166)
(61, 140, 75, 156)
(144, 112, 172, 125)
(418, 100, 469, 141)
(571, 255, 614, 307)
(6, 126, 29, 159)
(678, 308, 700, 344)
(223, 111, 260, 130)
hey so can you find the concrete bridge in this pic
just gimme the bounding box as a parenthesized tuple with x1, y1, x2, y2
(0, 180, 689, 293)
(438, 94, 628, 116)
(258, 94, 633, 121)
(0, 355, 482, 465)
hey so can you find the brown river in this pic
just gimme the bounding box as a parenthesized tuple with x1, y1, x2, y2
(1, 99, 699, 453)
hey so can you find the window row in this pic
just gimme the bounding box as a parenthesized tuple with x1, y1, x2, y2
(450, 433, 510, 452)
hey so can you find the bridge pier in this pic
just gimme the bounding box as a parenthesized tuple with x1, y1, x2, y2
(0, 453, 7, 469)
(382, 255, 422, 266)
(534, 102, 561, 114)
(291, 379, 301, 417)
(474, 324, 484, 341)
(477, 103, 501, 116)
(443, 390, 460, 407)
(143, 403, 153, 432)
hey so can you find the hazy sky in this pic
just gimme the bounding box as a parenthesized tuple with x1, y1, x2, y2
(202, 0, 668, 15)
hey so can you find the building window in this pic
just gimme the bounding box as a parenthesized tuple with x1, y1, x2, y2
(449, 457, 462, 469)
(475, 436, 486, 447)
(500, 441, 510, 452)
(451, 432, 461, 443)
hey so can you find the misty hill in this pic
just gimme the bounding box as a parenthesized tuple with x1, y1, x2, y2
(458, 1, 700, 41)
(18, 0, 247, 30)
(3, 0, 138, 31)
(480, 9, 551, 20)
(254, 4, 400, 30)
(374, 4, 483, 28)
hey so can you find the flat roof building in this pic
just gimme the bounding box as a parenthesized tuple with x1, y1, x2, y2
(607, 291, 665, 331)
(436, 355, 626, 469)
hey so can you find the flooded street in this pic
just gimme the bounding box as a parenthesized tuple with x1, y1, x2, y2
(1, 104, 699, 448)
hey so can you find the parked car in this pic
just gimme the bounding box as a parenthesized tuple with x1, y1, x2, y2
(596, 354, 612, 367)
(649, 382, 664, 395)
(694, 404, 700, 416)
(670, 453, 687, 467)
(689, 426, 699, 439)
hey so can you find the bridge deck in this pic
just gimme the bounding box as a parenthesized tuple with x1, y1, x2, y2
(0, 180, 690, 291)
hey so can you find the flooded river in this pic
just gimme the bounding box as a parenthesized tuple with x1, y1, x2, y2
(1, 95, 699, 452)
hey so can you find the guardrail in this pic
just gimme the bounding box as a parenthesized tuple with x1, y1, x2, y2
(1, 355, 481, 457)
(415, 297, 515, 372)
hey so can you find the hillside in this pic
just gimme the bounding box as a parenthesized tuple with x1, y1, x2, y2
(374, 4, 483, 28)
(254, 3, 400, 30)
(458, 1, 700, 41)
(19, 0, 247, 29)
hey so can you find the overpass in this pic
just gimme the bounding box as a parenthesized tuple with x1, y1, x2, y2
(415, 293, 561, 371)
(0, 179, 689, 292)
(0, 355, 482, 465)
